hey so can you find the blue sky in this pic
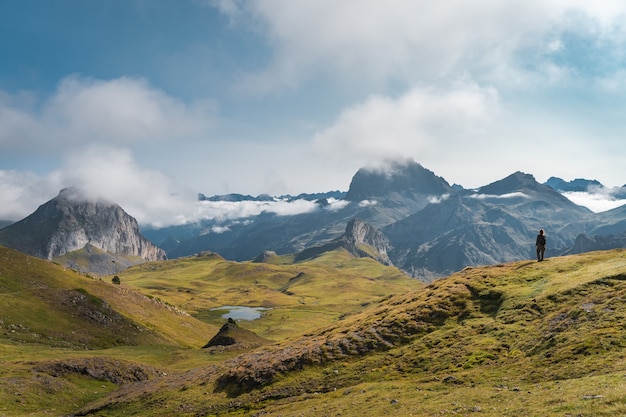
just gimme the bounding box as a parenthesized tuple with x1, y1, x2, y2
(2, 0, 626, 225)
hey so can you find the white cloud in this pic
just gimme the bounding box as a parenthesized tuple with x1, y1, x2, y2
(193, 197, 349, 225)
(57, 146, 201, 226)
(313, 83, 500, 165)
(0, 145, 349, 227)
(0, 75, 215, 154)
(470, 192, 530, 200)
(358, 200, 377, 207)
(0, 146, 202, 226)
(230, 0, 626, 91)
(563, 189, 626, 213)
(0, 170, 59, 221)
(195, 198, 317, 222)
(428, 195, 451, 204)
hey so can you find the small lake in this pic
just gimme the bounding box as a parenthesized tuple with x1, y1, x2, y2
(210, 305, 272, 321)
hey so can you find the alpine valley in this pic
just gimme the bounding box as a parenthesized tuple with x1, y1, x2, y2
(2, 159, 626, 416)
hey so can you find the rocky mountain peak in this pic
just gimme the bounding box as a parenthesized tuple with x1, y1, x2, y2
(346, 159, 452, 201)
(0, 187, 166, 263)
(478, 171, 547, 195)
(293, 218, 392, 265)
(344, 218, 386, 249)
(544, 177, 602, 192)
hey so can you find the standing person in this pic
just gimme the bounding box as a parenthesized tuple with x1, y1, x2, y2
(536, 229, 546, 261)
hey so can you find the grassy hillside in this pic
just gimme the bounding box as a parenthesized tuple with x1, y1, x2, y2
(0, 245, 420, 416)
(114, 249, 423, 341)
(0, 246, 216, 349)
(0, 245, 219, 416)
(3, 246, 626, 416)
(75, 249, 626, 417)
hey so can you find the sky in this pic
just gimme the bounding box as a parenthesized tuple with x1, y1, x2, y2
(2, 0, 626, 226)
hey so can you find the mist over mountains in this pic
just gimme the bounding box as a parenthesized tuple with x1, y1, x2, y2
(141, 160, 626, 281)
(1, 160, 626, 281)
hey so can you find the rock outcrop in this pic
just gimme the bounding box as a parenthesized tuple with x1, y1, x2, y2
(294, 218, 392, 265)
(203, 318, 268, 350)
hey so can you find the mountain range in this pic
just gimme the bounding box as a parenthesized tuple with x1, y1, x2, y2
(143, 160, 626, 281)
(1, 159, 626, 280)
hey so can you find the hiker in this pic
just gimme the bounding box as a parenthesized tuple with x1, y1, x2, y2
(536, 229, 546, 261)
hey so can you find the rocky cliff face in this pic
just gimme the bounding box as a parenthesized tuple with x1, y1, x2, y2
(0, 187, 166, 262)
(342, 218, 392, 265)
(294, 218, 392, 265)
(571, 232, 626, 254)
(345, 160, 452, 201)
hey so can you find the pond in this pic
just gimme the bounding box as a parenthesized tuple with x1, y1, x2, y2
(209, 305, 272, 321)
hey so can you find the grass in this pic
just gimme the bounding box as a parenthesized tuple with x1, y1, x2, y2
(114, 249, 422, 340)
(2, 245, 626, 416)
(75, 249, 626, 416)
(0, 244, 419, 416)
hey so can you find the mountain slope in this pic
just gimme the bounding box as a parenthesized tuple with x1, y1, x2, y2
(383, 172, 595, 280)
(0, 245, 418, 416)
(75, 249, 626, 416)
(113, 249, 422, 342)
(0, 245, 215, 349)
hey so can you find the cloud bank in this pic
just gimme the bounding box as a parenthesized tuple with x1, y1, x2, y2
(0, 75, 214, 154)
(0, 145, 349, 226)
(563, 189, 626, 213)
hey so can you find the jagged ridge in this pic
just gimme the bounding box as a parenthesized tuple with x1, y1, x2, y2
(294, 218, 392, 265)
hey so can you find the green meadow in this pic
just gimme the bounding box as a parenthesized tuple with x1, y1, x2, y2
(1, 245, 626, 416)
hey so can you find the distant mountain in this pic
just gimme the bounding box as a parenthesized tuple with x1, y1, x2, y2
(0, 187, 166, 274)
(384, 172, 593, 280)
(543, 177, 626, 201)
(151, 160, 450, 263)
(198, 191, 346, 202)
(198, 193, 276, 202)
(570, 232, 626, 254)
(141, 160, 626, 281)
(544, 176, 602, 192)
(345, 159, 452, 201)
